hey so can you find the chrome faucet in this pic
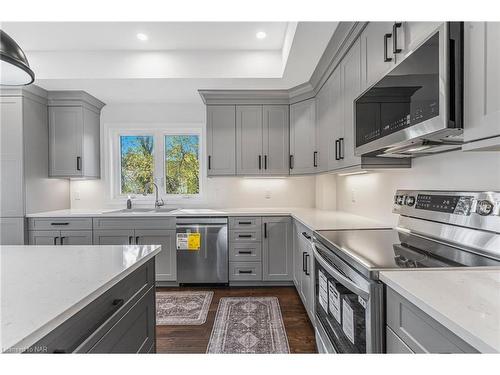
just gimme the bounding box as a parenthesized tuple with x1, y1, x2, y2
(143, 182, 164, 208)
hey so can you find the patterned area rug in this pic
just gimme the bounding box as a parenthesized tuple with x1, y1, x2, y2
(156, 291, 213, 325)
(207, 297, 290, 354)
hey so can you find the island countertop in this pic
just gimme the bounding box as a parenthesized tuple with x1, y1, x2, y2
(380, 269, 500, 353)
(0, 244, 162, 353)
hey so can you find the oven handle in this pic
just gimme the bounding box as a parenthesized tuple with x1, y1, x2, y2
(313, 244, 370, 299)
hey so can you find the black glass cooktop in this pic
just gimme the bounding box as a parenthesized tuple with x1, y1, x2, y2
(314, 229, 500, 278)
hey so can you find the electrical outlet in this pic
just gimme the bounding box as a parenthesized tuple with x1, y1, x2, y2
(351, 189, 356, 203)
(74, 190, 81, 200)
(265, 190, 271, 199)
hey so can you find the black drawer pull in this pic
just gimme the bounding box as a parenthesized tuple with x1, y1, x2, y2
(238, 221, 252, 225)
(238, 234, 252, 238)
(302, 232, 312, 240)
(239, 270, 253, 274)
(51, 222, 69, 226)
(238, 250, 252, 254)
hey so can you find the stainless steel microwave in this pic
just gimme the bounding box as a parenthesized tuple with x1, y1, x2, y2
(354, 22, 464, 158)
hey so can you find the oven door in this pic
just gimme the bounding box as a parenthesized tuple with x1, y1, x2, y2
(313, 240, 384, 353)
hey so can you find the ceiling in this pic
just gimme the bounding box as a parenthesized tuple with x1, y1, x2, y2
(0, 22, 338, 103)
(1, 22, 290, 50)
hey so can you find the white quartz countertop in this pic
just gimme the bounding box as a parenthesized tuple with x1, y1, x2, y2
(380, 269, 500, 353)
(25, 207, 389, 231)
(0, 244, 161, 353)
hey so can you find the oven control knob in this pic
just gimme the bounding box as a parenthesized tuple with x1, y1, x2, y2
(396, 196, 404, 205)
(406, 196, 416, 206)
(476, 200, 494, 216)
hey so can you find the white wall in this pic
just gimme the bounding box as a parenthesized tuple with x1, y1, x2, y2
(316, 150, 500, 226)
(70, 103, 316, 209)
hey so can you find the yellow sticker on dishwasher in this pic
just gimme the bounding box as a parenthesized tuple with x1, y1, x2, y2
(187, 233, 201, 250)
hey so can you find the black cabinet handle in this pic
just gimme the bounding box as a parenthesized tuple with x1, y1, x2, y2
(239, 270, 253, 274)
(302, 252, 307, 273)
(128, 236, 133, 244)
(238, 221, 252, 225)
(335, 139, 340, 160)
(301, 231, 311, 240)
(384, 33, 393, 62)
(51, 222, 69, 226)
(289, 154, 294, 169)
(313, 151, 318, 167)
(76, 156, 82, 171)
(112, 298, 125, 308)
(258, 155, 262, 170)
(53, 236, 59, 245)
(135, 236, 140, 244)
(208, 155, 211, 170)
(264, 223, 267, 238)
(238, 234, 252, 238)
(305, 254, 310, 276)
(339, 138, 345, 160)
(238, 250, 252, 255)
(393, 22, 402, 54)
(264, 155, 267, 170)
(60, 237, 65, 245)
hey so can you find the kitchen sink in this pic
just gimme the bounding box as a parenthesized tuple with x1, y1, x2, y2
(105, 208, 177, 214)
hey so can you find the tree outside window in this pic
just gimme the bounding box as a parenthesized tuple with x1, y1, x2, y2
(120, 135, 154, 194)
(165, 135, 200, 195)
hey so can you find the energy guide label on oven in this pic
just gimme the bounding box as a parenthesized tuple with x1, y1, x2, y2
(176, 233, 201, 251)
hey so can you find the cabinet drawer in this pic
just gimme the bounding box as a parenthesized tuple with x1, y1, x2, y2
(28, 217, 92, 231)
(28, 259, 155, 353)
(229, 262, 262, 281)
(229, 217, 262, 230)
(230, 229, 261, 243)
(93, 217, 175, 230)
(229, 243, 262, 262)
(386, 288, 478, 353)
(86, 286, 155, 353)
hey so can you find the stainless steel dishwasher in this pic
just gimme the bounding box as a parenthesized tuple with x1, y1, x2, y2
(176, 217, 228, 284)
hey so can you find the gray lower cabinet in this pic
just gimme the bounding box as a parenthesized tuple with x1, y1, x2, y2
(207, 105, 236, 176)
(262, 216, 293, 281)
(229, 262, 262, 281)
(27, 258, 156, 353)
(92, 219, 176, 283)
(93, 229, 134, 245)
(386, 287, 478, 353)
(136, 229, 176, 282)
(60, 230, 93, 245)
(293, 220, 314, 320)
(29, 230, 60, 245)
(229, 216, 263, 282)
(28, 221, 93, 246)
(386, 326, 413, 353)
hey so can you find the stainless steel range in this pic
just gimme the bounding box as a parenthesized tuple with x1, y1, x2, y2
(313, 190, 500, 353)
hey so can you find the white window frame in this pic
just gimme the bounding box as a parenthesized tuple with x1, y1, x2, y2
(106, 123, 205, 204)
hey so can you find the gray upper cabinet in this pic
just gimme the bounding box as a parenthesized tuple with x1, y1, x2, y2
(207, 105, 236, 176)
(262, 216, 292, 281)
(290, 98, 316, 174)
(262, 105, 289, 175)
(48, 91, 104, 178)
(463, 22, 500, 151)
(315, 73, 335, 173)
(235, 105, 289, 176)
(360, 22, 396, 90)
(397, 22, 443, 62)
(236, 106, 263, 175)
(339, 38, 362, 169)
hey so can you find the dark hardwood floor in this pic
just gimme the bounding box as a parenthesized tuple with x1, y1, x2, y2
(155, 286, 317, 354)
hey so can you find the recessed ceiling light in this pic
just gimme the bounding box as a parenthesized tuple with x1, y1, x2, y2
(136, 33, 148, 41)
(256, 31, 267, 39)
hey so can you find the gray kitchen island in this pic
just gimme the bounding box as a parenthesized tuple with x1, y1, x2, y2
(1, 244, 161, 353)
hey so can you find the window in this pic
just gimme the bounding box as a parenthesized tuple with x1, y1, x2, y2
(165, 135, 200, 195)
(120, 135, 154, 194)
(113, 129, 202, 200)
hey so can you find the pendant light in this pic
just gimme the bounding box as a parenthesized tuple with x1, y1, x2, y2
(0, 30, 35, 86)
